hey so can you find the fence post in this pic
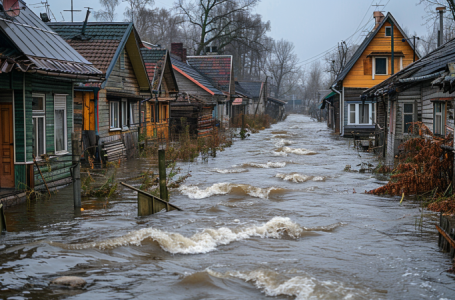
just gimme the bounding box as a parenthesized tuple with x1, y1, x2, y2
(158, 149, 168, 201)
(72, 133, 82, 208)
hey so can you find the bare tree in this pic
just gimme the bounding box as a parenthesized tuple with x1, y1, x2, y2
(265, 39, 300, 98)
(304, 61, 323, 101)
(94, 0, 120, 22)
(324, 41, 358, 83)
(176, 0, 260, 55)
(123, 0, 155, 37)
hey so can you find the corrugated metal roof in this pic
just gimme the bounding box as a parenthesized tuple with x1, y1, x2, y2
(333, 13, 417, 85)
(237, 81, 262, 99)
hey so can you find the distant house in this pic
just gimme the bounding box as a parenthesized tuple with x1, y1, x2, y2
(186, 55, 234, 128)
(236, 81, 267, 115)
(266, 97, 287, 120)
(170, 43, 224, 136)
(140, 47, 179, 140)
(49, 22, 152, 162)
(363, 36, 455, 163)
(329, 12, 418, 139)
(0, 3, 102, 197)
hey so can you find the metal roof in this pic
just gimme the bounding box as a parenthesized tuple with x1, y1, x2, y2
(237, 81, 263, 99)
(333, 13, 417, 86)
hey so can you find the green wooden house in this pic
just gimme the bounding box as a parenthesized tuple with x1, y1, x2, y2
(0, 2, 102, 198)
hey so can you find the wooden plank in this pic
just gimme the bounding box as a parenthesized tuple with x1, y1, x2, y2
(436, 224, 455, 249)
(120, 182, 183, 211)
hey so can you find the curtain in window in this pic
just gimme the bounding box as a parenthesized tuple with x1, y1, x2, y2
(55, 110, 65, 152)
(359, 104, 370, 124)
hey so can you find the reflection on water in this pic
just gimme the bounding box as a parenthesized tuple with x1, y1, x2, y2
(1, 114, 453, 300)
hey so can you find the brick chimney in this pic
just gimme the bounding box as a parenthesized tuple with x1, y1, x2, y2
(171, 43, 187, 62)
(373, 11, 385, 30)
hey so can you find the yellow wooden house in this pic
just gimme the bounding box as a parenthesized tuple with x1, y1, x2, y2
(327, 12, 419, 138)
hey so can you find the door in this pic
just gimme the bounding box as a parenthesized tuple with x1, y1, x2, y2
(0, 103, 14, 188)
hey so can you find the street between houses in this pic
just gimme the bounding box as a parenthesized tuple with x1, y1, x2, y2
(0, 114, 453, 299)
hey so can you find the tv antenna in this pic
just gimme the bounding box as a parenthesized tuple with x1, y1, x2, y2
(64, 0, 81, 22)
(372, 3, 385, 11)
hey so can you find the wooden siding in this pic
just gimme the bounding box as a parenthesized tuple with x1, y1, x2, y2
(422, 85, 455, 134)
(173, 72, 215, 103)
(105, 49, 140, 94)
(395, 85, 421, 139)
(343, 21, 417, 88)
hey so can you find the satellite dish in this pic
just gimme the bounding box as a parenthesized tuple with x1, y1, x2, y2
(3, 0, 20, 18)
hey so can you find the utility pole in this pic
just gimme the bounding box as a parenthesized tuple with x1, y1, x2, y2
(64, 0, 81, 22)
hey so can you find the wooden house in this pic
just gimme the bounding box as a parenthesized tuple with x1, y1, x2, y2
(140, 48, 179, 140)
(170, 44, 224, 136)
(329, 12, 418, 140)
(0, 3, 102, 199)
(49, 22, 151, 162)
(266, 97, 287, 121)
(363, 37, 455, 164)
(186, 54, 234, 129)
(236, 81, 267, 115)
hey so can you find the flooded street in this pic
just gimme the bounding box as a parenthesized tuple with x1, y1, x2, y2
(1, 114, 454, 299)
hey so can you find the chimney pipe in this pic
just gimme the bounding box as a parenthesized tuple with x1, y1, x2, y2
(81, 8, 92, 36)
(373, 11, 385, 30)
(437, 7, 445, 47)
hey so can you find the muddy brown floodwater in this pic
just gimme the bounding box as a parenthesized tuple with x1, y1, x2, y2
(1, 114, 454, 300)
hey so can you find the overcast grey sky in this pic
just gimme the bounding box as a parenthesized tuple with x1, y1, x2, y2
(29, 0, 431, 68)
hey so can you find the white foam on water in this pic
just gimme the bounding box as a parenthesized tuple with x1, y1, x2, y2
(278, 147, 317, 155)
(179, 183, 284, 199)
(312, 176, 326, 182)
(53, 217, 341, 254)
(274, 139, 294, 147)
(272, 151, 288, 157)
(276, 173, 312, 183)
(213, 168, 249, 174)
(236, 161, 287, 169)
(203, 268, 370, 300)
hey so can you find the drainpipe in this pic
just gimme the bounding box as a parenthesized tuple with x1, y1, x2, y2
(330, 83, 342, 135)
(391, 20, 395, 75)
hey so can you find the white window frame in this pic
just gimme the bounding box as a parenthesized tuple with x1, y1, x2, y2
(110, 101, 120, 131)
(385, 26, 392, 37)
(32, 93, 46, 158)
(121, 98, 128, 130)
(402, 102, 414, 134)
(434, 102, 445, 136)
(54, 94, 68, 154)
(130, 102, 136, 126)
(373, 57, 388, 79)
(347, 103, 376, 125)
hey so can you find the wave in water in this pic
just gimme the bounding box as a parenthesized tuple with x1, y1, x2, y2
(276, 173, 326, 183)
(274, 139, 294, 147)
(213, 168, 249, 174)
(276, 147, 317, 155)
(179, 183, 285, 199)
(236, 161, 287, 169)
(198, 268, 371, 300)
(51, 217, 342, 254)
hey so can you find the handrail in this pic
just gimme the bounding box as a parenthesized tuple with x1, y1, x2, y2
(120, 182, 183, 211)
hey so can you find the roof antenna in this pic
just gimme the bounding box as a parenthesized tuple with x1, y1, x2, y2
(63, 0, 81, 22)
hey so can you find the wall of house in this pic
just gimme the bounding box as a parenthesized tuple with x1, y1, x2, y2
(343, 21, 417, 89)
(422, 84, 455, 135)
(173, 72, 216, 104)
(105, 49, 140, 95)
(343, 88, 375, 137)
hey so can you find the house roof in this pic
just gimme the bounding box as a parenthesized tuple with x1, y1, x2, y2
(333, 12, 417, 85)
(186, 55, 233, 93)
(140, 48, 178, 93)
(0, 2, 101, 77)
(267, 97, 286, 106)
(363, 36, 455, 96)
(171, 55, 223, 96)
(49, 22, 150, 90)
(234, 81, 251, 98)
(237, 81, 263, 99)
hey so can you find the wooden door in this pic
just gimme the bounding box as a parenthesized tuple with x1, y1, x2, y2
(0, 103, 14, 188)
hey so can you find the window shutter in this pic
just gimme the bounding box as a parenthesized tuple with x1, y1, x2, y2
(363, 58, 372, 75)
(54, 95, 66, 110)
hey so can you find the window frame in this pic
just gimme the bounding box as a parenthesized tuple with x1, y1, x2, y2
(433, 102, 446, 136)
(402, 102, 415, 134)
(54, 94, 68, 154)
(385, 26, 392, 37)
(32, 93, 46, 158)
(347, 103, 376, 125)
(130, 101, 137, 126)
(121, 98, 128, 130)
(374, 57, 388, 76)
(110, 101, 121, 131)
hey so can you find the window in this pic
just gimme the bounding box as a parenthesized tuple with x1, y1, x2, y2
(375, 57, 387, 75)
(130, 102, 137, 126)
(347, 103, 376, 125)
(54, 95, 67, 153)
(434, 102, 445, 135)
(359, 103, 370, 124)
(110, 101, 120, 130)
(403, 103, 414, 133)
(32, 94, 45, 157)
(121, 99, 128, 129)
(385, 26, 392, 37)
